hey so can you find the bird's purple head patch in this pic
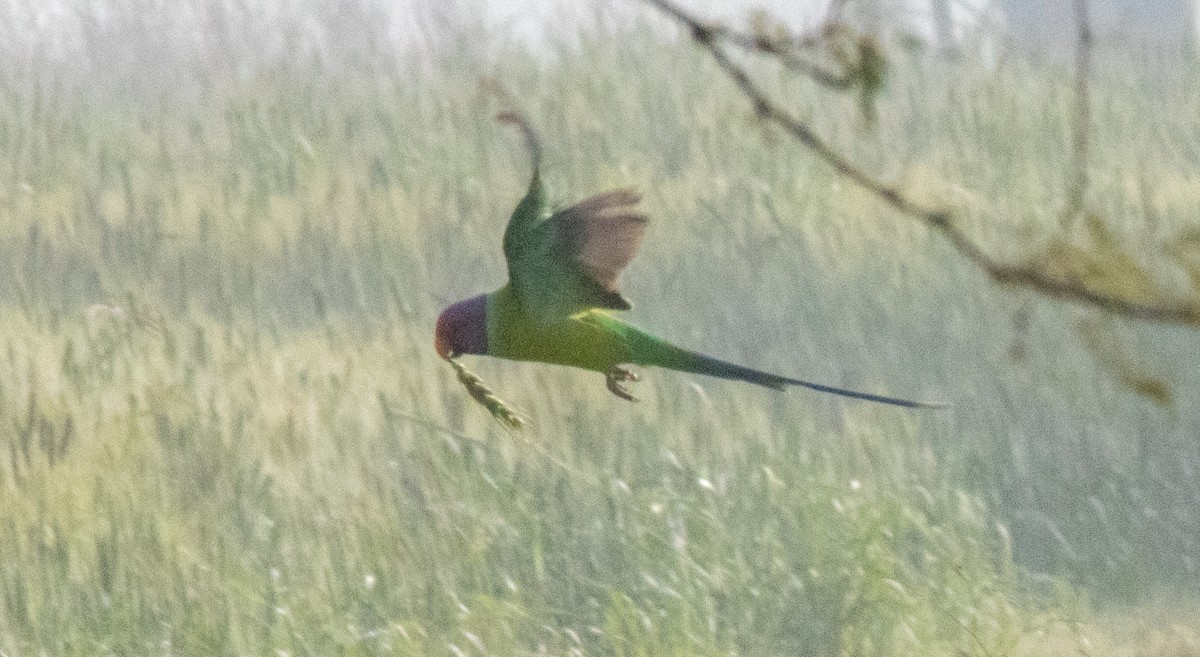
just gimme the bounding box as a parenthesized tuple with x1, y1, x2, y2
(434, 294, 488, 358)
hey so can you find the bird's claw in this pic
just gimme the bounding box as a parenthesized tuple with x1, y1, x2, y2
(606, 366, 640, 402)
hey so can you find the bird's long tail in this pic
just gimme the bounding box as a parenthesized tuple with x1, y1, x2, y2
(480, 78, 542, 177)
(641, 340, 944, 409)
(496, 110, 542, 177)
(587, 313, 943, 409)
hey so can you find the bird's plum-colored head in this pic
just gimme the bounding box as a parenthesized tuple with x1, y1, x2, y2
(434, 294, 488, 358)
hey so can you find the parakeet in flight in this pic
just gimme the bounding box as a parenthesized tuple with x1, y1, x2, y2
(435, 111, 943, 416)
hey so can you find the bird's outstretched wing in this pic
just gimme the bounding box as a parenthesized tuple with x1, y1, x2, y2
(498, 112, 648, 322)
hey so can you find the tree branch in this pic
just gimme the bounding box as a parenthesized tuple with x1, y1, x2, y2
(638, 0, 1200, 327)
(643, 0, 855, 89)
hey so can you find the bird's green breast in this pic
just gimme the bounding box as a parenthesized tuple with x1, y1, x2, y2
(485, 286, 631, 373)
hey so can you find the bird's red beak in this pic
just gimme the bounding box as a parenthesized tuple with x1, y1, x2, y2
(434, 311, 452, 359)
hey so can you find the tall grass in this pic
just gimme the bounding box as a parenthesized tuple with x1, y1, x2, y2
(0, 0, 1198, 653)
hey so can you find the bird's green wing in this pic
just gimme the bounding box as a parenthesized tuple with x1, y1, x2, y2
(503, 179, 648, 322)
(498, 115, 648, 322)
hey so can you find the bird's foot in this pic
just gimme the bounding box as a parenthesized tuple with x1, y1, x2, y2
(605, 365, 640, 402)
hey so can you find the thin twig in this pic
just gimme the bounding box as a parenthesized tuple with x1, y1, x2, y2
(638, 0, 1200, 327)
(720, 27, 854, 90)
(381, 398, 595, 481)
(1064, 0, 1093, 225)
(645, 0, 852, 89)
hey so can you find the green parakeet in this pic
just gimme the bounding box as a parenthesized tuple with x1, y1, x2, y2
(435, 111, 942, 409)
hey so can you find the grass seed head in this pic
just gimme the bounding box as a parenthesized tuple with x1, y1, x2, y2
(445, 357, 525, 430)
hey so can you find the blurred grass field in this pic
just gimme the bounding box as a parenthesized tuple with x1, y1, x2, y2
(1, 0, 1199, 654)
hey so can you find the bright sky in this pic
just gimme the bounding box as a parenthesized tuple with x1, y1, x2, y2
(390, 0, 1195, 54)
(391, 0, 958, 52)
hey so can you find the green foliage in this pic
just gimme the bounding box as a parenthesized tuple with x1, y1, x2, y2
(0, 307, 1043, 654)
(856, 36, 890, 125)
